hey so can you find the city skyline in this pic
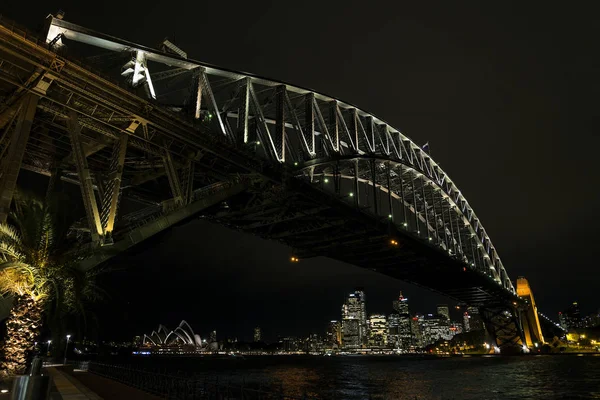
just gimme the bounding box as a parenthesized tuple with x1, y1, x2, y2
(129, 285, 588, 346)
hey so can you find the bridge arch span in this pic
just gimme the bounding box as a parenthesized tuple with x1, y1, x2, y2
(299, 156, 513, 293)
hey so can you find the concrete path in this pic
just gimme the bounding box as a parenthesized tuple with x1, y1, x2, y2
(46, 368, 98, 400)
(46, 367, 162, 400)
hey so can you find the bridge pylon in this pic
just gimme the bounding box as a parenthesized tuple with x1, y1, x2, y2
(516, 277, 545, 347)
(479, 303, 525, 354)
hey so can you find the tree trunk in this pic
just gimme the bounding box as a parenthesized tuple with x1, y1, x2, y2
(1, 294, 44, 376)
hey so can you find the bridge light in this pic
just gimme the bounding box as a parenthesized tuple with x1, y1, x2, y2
(324, 178, 329, 183)
(349, 192, 354, 197)
(294, 162, 298, 166)
(388, 214, 393, 219)
(403, 222, 408, 227)
(390, 239, 398, 246)
(428, 237, 432, 241)
(256, 141, 261, 145)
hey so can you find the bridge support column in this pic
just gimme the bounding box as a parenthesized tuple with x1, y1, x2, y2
(480, 304, 525, 354)
(516, 277, 545, 347)
(329, 101, 339, 152)
(238, 78, 250, 142)
(163, 151, 184, 207)
(398, 164, 407, 227)
(100, 133, 128, 245)
(352, 160, 359, 207)
(0, 94, 38, 223)
(275, 85, 286, 162)
(370, 159, 378, 215)
(182, 159, 195, 205)
(67, 110, 103, 243)
(304, 93, 316, 155)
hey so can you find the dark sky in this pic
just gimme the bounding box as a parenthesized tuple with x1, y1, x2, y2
(6, 2, 599, 341)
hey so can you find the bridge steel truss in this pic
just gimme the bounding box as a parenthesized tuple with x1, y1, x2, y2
(0, 15, 530, 349)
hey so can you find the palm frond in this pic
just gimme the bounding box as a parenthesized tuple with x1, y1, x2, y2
(0, 224, 22, 246)
(0, 241, 24, 261)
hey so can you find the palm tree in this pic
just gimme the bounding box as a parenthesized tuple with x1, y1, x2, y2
(0, 193, 99, 376)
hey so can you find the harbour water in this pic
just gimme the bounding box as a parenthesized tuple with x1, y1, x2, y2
(120, 354, 600, 399)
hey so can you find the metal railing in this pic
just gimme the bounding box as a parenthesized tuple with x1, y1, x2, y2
(87, 362, 317, 400)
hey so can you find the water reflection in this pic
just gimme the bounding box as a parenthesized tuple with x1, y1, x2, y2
(248, 355, 600, 399)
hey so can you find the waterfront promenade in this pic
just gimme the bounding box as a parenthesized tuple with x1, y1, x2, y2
(46, 367, 160, 400)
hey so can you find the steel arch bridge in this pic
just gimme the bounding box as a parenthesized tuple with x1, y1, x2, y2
(0, 14, 544, 351)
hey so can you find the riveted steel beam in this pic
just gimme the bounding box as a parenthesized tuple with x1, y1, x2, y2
(163, 151, 183, 206)
(67, 110, 103, 241)
(100, 132, 128, 243)
(0, 94, 38, 222)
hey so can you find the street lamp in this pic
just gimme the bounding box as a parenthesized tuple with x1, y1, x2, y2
(47, 340, 52, 356)
(63, 335, 71, 365)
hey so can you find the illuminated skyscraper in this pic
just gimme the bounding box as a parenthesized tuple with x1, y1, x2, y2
(561, 302, 582, 329)
(392, 292, 412, 349)
(387, 313, 400, 348)
(327, 320, 342, 347)
(253, 327, 261, 342)
(411, 316, 423, 348)
(466, 307, 484, 331)
(463, 312, 471, 332)
(437, 305, 450, 320)
(342, 289, 367, 348)
(368, 314, 387, 348)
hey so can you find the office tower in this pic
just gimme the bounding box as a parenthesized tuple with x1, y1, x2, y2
(327, 320, 342, 347)
(368, 314, 387, 348)
(466, 306, 484, 331)
(437, 305, 450, 320)
(393, 293, 412, 349)
(387, 313, 400, 348)
(342, 289, 367, 348)
(253, 326, 261, 342)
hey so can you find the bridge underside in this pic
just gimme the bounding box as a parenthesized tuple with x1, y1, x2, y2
(0, 15, 530, 350)
(205, 178, 517, 307)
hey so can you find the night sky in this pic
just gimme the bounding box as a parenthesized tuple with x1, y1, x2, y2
(5, 2, 599, 342)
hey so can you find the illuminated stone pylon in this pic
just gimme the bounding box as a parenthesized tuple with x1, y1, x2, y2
(516, 277, 545, 347)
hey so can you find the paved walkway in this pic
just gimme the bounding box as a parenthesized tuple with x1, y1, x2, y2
(46, 367, 162, 400)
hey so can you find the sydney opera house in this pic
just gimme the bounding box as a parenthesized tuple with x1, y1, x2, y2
(142, 320, 204, 348)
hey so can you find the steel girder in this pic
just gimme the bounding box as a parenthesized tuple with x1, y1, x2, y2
(0, 16, 517, 306)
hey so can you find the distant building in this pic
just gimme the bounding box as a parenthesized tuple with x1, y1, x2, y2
(280, 337, 300, 352)
(420, 313, 457, 345)
(463, 312, 471, 332)
(209, 330, 217, 343)
(560, 302, 582, 330)
(437, 305, 450, 320)
(254, 327, 261, 342)
(342, 318, 361, 348)
(466, 307, 484, 331)
(411, 315, 424, 348)
(342, 289, 367, 348)
(387, 313, 400, 348)
(327, 321, 342, 347)
(583, 310, 600, 328)
(391, 292, 412, 349)
(304, 333, 322, 352)
(368, 314, 387, 348)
